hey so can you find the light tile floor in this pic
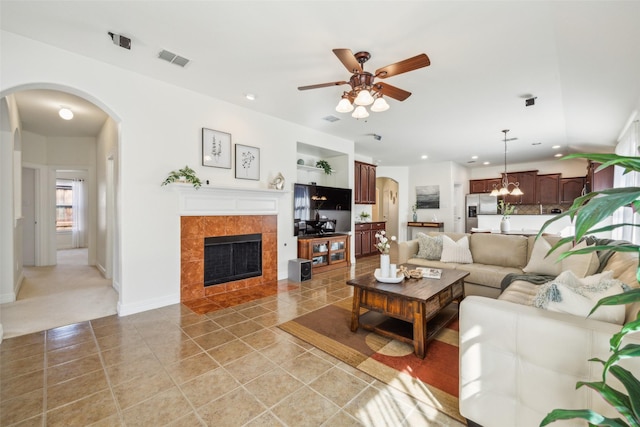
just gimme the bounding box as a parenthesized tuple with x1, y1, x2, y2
(0, 257, 465, 426)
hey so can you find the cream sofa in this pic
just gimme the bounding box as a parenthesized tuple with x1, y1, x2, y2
(393, 232, 640, 426)
(460, 247, 640, 427)
(391, 232, 561, 298)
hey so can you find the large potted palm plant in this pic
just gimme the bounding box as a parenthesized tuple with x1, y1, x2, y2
(538, 153, 640, 426)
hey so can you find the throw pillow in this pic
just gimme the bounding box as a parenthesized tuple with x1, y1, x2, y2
(523, 238, 570, 276)
(562, 240, 600, 278)
(440, 235, 473, 264)
(416, 233, 443, 260)
(533, 270, 625, 324)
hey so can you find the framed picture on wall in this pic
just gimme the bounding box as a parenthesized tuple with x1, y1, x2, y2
(235, 144, 260, 180)
(202, 128, 232, 169)
(416, 185, 440, 209)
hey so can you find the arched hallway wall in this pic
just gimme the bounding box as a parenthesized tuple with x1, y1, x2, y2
(1, 30, 355, 315)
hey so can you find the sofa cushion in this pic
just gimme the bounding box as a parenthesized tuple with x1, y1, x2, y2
(469, 233, 528, 269)
(562, 240, 599, 278)
(532, 270, 626, 324)
(457, 263, 524, 290)
(407, 258, 457, 270)
(440, 235, 473, 264)
(415, 233, 443, 260)
(523, 237, 569, 275)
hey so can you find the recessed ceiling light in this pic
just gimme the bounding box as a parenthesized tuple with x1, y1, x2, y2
(421, 155, 428, 160)
(483, 161, 490, 165)
(552, 145, 561, 149)
(554, 153, 563, 157)
(58, 107, 73, 120)
(471, 155, 478, 160)
(245, 93, 256, 101)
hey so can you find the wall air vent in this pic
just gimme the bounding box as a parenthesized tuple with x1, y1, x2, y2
(158, 49, 190, 67)
(322, 115, 340, 123)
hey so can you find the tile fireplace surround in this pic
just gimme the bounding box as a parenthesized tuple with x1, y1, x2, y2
(180, 214, 277, 302)
(175, 184, 287, 305)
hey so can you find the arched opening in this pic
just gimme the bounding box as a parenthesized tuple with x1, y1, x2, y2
(0, 84, 122, 338)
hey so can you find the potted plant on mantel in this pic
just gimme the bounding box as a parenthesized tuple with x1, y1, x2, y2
(161, 165, 202, 189)
(538, 153, 640, 427)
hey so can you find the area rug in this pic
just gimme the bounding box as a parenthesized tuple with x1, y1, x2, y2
(278, 298, 463, 423)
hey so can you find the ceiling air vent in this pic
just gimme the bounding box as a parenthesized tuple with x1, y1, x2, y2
(158, 49, 190, 67)
(322, 115, 340, 123)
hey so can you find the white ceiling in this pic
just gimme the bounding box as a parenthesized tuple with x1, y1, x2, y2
(2, 1, 640, 167)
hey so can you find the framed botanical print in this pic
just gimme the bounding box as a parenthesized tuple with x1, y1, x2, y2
(202, 128, 232, 169)
(235, 144, 260, 180)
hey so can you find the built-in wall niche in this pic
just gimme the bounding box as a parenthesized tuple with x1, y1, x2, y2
(296, 141, 349, 188)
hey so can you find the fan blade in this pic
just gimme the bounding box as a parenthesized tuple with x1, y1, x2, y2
(374, 82, 411, 101)
(375, 54, 430, 78)
(298, 81, 349, 91)
(333, 48, 363, 73)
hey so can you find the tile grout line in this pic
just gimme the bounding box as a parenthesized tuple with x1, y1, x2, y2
(90, 319, 125, 425)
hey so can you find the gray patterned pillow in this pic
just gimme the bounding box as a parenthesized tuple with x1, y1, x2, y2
(416, 233, 443, 260)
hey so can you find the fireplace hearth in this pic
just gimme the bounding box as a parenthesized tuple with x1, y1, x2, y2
(204, 233, 262, 286)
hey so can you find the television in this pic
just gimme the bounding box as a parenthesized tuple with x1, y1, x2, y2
(293, 183, 352, 236)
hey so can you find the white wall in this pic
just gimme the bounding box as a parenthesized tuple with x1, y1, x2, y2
(1, 30, 354, 316)
(96, 117, 119, 281)
(0, 95, 23, 304)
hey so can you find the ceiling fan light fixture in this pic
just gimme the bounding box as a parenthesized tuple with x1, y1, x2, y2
(352, 105, 369, 119)
(354, 90, 374, 106)
(58, 107, 74, 120)
(370, 97, 389, 112)
(336, 98, 354, 113)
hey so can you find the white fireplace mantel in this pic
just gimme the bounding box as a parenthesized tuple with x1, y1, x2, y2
(171, 183, 289, 216)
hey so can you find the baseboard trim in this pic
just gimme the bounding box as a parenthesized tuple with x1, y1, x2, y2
(117, 293, 179, 317)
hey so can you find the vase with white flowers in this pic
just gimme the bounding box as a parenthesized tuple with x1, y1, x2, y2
(374, 230, 397, 277)
(498, 199, 515, 232)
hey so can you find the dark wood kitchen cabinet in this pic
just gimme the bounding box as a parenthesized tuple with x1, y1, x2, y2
(469, 178, 502, 193)
(536, 174, 560, 204)
(586, 161, 614, 193)
(354, 222, 385, 258)
(560, 177, 586, 203)
(355, 161, 377, 204)
(503, 171, 537, 204)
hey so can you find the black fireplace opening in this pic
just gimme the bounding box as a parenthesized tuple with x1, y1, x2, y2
(204, 233, 262, 286)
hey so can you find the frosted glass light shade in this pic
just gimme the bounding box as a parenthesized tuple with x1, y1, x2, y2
(370, 97, 390, 112)
(354, 90, 374, 106)
(352, 106, 370, 119)
(335, 98, 354, 113)
(510, 186, 524, 196)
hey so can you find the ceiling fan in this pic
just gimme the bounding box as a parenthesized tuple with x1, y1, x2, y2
(298, 48, 430, 117)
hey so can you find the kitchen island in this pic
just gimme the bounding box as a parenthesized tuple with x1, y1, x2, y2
(477, 214, 573, 236)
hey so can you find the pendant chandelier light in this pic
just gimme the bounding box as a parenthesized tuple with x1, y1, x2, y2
(490, 129, 523, 196)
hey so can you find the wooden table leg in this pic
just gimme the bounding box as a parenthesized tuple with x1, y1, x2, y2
(413, 301, 427, 359)
(350, 287, 361, 332)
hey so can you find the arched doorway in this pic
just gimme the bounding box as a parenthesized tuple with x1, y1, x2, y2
(0, 84, 121, 337)
(375, 177, 399, 239)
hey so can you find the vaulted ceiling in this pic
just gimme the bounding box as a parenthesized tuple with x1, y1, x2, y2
(2, 1, 639, 167)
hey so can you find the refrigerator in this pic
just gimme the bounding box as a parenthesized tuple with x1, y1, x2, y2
(465, 194, 498, 232)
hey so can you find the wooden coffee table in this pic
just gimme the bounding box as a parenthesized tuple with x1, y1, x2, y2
(347, 266, 468, 359)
